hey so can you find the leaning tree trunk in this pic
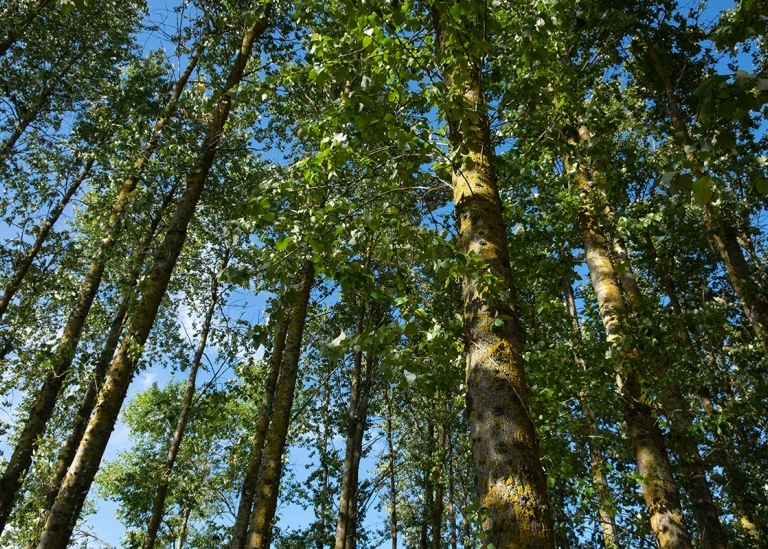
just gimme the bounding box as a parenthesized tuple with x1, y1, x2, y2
(0, 0, 54, 58)
(575, 164, 693, 549)
(34, 11, 271, 548)
(431, 4, 554, 547)
(641, 34, 768, 356)
(245, 259, 315, 549)
(0, 53, 200, 535)
(562, 280, 620, 549)
(142, 251, 230, 549)
(0, 157, 94, 321)
(229, 314, 289, 549)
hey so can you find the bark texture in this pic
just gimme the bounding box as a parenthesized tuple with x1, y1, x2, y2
(229, 316, 289, 549)
(432, 5, 554, 547)
(575, 167, 693, 549)
(245, 259, 314, 549)
(34, 12, 270, 548)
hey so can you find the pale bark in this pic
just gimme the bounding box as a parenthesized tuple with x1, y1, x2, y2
(0, 53, 200, 534)
(562, 281, 620, 549)
(142, 252, 229, 549)
(245, 259, 314, 549)
(229, 316, 289, 549)
(432, 5, 554, 547)
(576, 165, 693, 549)
(0, 157, 94, 321)
(35, 12, 270, 548)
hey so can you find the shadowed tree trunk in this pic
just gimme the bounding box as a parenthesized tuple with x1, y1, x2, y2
(245, 259, 314, 549)
(34, 11, 271, 547)
(431, 4, 554, 547)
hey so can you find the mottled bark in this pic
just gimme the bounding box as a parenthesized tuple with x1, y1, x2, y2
(0, 53, 200, 535)
(34, 12, 270, 548)
(576, 166, 693, 549)
(0, 0, 53, 58)
(142, 252, 228, 549)
(229, 316, 288, 549)
(562, 281, 620, 549)
(641, 235, 728, 549)
(0, 157, 93, 321)
(432, 5, 554, 547)
(245, 259, 314, 549)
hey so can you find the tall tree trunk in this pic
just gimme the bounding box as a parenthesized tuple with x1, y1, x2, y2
(142, 251, 229, 549)
(431, 5, 554, 547)
(229, 315, 289, 549)
(245, 259, 314, 549)
(638, 234, 728, 549)
(385, 384, 398, 549)
(176, 505, 192, 549)
(335, 302, 378, 549)
(446, 429, 458, 549)
(562, 281, 620, 549)
(34, 12, 271, 548)
(575, 165, 693, 549)
(0, 157, 94, 321)
(36, 187, 175, 531)
(0, 0, 54, 58)
(432, 425, 445, 549)
(0, 52, 200, 534)
(641, 34, 768, 356)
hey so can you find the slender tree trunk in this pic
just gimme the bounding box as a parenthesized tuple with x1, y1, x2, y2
(562, 281, 620, 549)
(641, 34, 768, 356)
(0, 0, 53, 58)
(142, 251, 229, 549)
(230, 315, 289, 549)
(334, 303, 377, 549)
(386, 384, 398, 549)
(0, 52, 201, 534)
(575, 165, 693, 549)
(432, 425, 445, 549)
(431, 5, 554, 547)
(176, 505, 192, 549)
(245, 259, 314, 549)
(0, 157, 94, 321)
(638, 234, 728, 549)
(34, 13, 271, 548)
(446, 429, 458, 549)
(41, 188, 174, 516)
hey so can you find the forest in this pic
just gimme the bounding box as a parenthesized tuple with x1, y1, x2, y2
(0, 0, 766, 548)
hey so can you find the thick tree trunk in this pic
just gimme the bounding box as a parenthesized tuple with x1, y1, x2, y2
(142, 252, 229, 549)
(431, 5, 554, 547)
(0, 0, 54, 58)
(245, 259, 314, 549)
(0, 157, 94, 321)
(34, 13, 270, 548)
(575, 167, 693, 549)
(229, 315, 289, 549)
(0, 53, 200, 535)
(562, 281, 620, 549)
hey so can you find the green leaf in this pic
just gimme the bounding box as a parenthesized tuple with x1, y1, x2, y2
(756, 177, 768, 194)
(692, 176, 714, 206)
